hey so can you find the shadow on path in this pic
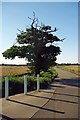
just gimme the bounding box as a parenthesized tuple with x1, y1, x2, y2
(7, 99, 65, 114)
(54, 78, 80, 87)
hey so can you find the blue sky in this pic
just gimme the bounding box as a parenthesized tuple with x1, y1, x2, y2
(1, 2, 78, 64)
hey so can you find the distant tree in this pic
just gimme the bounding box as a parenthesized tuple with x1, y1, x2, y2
(2, 12, 65, 75)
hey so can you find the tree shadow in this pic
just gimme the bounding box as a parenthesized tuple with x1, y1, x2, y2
(7, 99, 65, 114)
(54, 78, 80, 87)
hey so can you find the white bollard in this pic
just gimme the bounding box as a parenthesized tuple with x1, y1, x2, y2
(37, 74, 40, 91)
(24, 75, 27, 94)
(5, 77, 9, 99)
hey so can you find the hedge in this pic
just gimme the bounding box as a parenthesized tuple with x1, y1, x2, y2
(0, 68, 58, 98)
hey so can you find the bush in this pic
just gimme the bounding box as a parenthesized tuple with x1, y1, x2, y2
(49, 67, 58, 78)
(40, 71, 52, 79)
(40, 77, 51, 88)
(9, 76, 24, 95)
(1, 76, 24, 97)
(28, 76, 37, 90)
(40, 70, 55, 88)
(1, 76, 37, 98)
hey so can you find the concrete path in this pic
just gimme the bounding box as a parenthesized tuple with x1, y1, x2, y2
(54, 67, 78, 78)
(0, 90, 55, 119)
(0, 68, 80, 119)
(54, 67, 80, 87)
(32, 68, 80, 118)
(32, 84, 79, 118)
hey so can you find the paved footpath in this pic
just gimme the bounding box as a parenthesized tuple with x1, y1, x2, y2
(0, 68, 80, 119)
(32, 68, 80, 118)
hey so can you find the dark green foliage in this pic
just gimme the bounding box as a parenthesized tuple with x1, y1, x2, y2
(40, 70, 54, 88)
(49, 67, 58, 78)
(28, 76, 37, 90)
(40, 71, 53, 79)
(1, 76, 24, 97)
(40, 77, 51, 88)
(2, 13, 64, 75)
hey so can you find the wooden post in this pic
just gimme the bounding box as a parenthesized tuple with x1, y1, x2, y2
(24, 75, 27, 94)
(5, 77, 9, 99)
(37, 74, 40, 91)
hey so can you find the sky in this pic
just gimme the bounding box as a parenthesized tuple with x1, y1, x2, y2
(0, 2, 78, 64)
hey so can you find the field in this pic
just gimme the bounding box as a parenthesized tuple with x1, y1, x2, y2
(57, 65, 80, 76)
(0, 65, 31, 77)
(1, 65, 80, 77)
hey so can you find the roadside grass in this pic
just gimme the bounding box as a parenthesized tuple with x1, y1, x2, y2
(57, 65, 80, 76)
